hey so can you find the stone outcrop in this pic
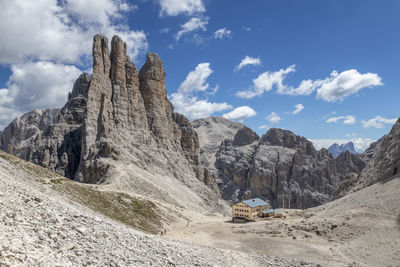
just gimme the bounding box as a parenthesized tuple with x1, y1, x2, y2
(193, 119, 367, 208)
(1, 34, 224, 214)
(335, 118, 400, 197)
(192, 117, 244, 180)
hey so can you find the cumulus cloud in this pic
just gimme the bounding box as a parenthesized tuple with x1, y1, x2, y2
(0, 0, 148, 128)
(0, 61, 81, 129)
(158, 0, 205, 16)
(235, 65, 382, 102)
(266, 112, 281, 123)
(175, 17, 208, 41)
(0, 106, 22, 130)
(0, 0, 147, 65)
(235, 56, 261, 71)
(222, 106, 256, 122)
(177, 63, 213, 94)
(292, 104, 304, 115)
(64, 0, 137, 27)
(236, 65, 295, 98)
(316, 70, 383, 102)
(214, 28, 232, 39)
(361, 116, 397, 128)
(170, 63, 232, 120)
(259, 125, 269, 130)
(242, 27, 251, 32)
(310, 138, 376, 153)
(326, 115, 356, 125)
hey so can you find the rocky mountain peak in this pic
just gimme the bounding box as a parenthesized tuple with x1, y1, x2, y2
(194, 117, 367, 208)
(328, 141, 356, 158)
(139, 53, 165, 81)
(92, 34, 111, 76)
(110, 35, 129, 85)
(0, 34, 225, 214)
(232, 126, 260, 146)
(261, 128, 316, 156)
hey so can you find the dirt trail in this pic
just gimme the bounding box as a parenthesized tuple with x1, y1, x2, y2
(167, 177, 400, 267)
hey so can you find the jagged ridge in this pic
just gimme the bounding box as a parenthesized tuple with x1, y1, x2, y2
(1, 34, 224, 214)
(193, 118, 366, 208)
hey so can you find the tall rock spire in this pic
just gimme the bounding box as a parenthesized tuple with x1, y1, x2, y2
(0, 34, 223, 212)
(139, 53, 177, 142)
(92, 34, 110, 76)
(110, 36, 127, 85)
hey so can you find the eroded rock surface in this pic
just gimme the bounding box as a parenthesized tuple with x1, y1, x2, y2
(194, 119, 367, 208)
(1, 34, 224, 214)
(336, 118, 400, 197)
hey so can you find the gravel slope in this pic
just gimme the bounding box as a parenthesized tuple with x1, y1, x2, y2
(0, 151, 316, 266)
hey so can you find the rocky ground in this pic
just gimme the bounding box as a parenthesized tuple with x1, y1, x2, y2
(167, 175, 400, 267)
(0, 151, 316, 266)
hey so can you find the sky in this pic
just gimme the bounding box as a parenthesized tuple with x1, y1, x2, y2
(0, 0, 399, 152)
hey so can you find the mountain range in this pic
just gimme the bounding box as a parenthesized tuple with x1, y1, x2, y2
(0, 34, 399, 213)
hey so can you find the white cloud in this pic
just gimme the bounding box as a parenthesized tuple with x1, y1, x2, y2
(222, 106, 256, 122)
(0, 0, 147, 65)
(159, 27, 170, 34)
(266, 112, 281, 123)
(259, 125, 269, 130)
(170, 63, 232, 120)
(292, 104, 304, 115)
(0, 106, 21, 130)
(177, 63, 213, 94)
(64, 0, 136, 27)
(310, 138, 376, 153)
(214, 28, 232, 39)
(279, 79, 323, 96)
(235, 65, 382, 102)
(0, 61, 81, 128)
(279, 70, 382, 100)
(158, 0, 205, 16)
(242, 27, 251, 32)
(361, 116, 397, 128)
(175, 17, 208, 41)
(316, 70, 383, 102)
(0, 0, 148, 129)
(235, 56, 261, 71)
(236, 65, 295, 98)
(326, 115, 356, 125)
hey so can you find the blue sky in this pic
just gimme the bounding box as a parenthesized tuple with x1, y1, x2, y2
(0, 0, 399, 151)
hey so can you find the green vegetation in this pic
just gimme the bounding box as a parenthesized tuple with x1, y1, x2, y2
(0, 150, 57, 181)
(0, 150, 164, 234)
(54, 182, 164, 234)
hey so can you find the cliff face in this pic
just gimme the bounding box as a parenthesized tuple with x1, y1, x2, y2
(1, 34, 223, 213)
(193, 119, 366, 208)
(335, 118, 400, 197)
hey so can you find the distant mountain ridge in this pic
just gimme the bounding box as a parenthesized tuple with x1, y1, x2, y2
(328, 142, 357, 158)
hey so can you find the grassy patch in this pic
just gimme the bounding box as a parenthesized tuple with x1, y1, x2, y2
(0, 150, 164, 234)
(0, 150, 57, 181)
(54, 181, 164, 234)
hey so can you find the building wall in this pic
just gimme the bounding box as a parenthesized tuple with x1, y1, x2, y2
(232, 203, 270, 219)
(232, 203, 251, 219)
